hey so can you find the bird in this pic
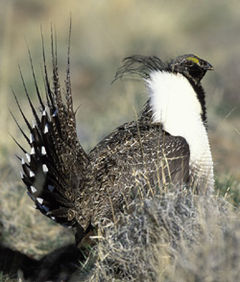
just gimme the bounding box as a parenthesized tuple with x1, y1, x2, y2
(13, 30, 214, 244)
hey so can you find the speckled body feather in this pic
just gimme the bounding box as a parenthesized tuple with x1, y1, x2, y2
(84, 122, 189, 228)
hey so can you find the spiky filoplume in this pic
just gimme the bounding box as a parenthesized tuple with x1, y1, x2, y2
(14, 26, 214, 244)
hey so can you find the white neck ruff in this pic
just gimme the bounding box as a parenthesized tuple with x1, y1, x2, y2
(146, 71, 214, 192)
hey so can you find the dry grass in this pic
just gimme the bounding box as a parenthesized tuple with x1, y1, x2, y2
(86, 188, 240, 282)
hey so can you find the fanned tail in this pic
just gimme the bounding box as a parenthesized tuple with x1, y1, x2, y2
(13, 23, 89, 228)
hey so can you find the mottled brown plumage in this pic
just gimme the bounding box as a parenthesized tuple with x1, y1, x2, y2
(14, 28, 213, 244)
(79, 122, 190, 229)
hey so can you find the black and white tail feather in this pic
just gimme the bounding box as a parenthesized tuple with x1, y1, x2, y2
(13, 23, 89, 228)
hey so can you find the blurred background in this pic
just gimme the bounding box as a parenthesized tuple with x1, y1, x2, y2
(0, 0, 239, 258)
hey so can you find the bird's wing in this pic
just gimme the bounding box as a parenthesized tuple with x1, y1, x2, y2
(88, 122, 190, 224)
(13, 26, 89, 229)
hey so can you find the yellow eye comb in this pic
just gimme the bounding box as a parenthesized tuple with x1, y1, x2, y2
(186, 56, 200, 64)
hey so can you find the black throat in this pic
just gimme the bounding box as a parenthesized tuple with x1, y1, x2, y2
(186, 78, 207, 126)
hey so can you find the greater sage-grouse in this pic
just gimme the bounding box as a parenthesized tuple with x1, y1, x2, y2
(14, 32, 214, 244)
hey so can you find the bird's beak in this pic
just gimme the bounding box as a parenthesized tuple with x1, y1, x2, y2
(204, 62, 214, 71)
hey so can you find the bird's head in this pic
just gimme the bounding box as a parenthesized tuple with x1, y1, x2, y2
(170, 54, 213, 85)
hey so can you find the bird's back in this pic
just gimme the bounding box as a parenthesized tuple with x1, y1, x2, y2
(83, 121, 190, 226)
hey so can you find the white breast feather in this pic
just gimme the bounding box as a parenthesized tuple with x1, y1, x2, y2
(145, 71, 214, 191)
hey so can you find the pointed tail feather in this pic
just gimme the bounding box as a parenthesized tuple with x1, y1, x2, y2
(14, 25, 89, 228)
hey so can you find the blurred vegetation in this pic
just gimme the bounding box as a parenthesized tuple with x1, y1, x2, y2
(0, 0, 240, 280)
